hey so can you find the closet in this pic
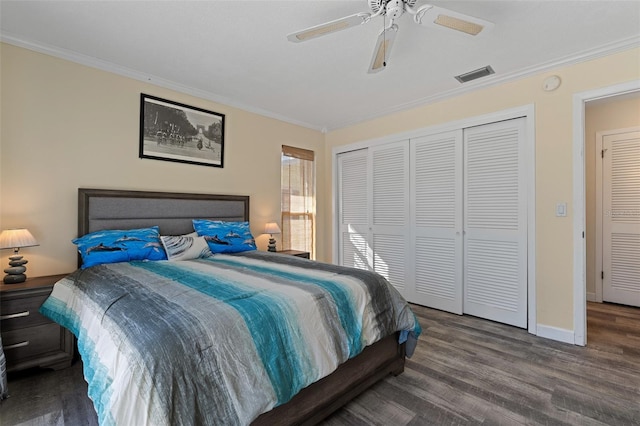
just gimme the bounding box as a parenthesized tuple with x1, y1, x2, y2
(337, 118, 528, 328)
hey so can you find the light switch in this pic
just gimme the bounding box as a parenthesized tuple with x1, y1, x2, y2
(556, 202, 567, 217)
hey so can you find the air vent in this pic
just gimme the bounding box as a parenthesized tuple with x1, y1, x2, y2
(455, 65, 495, 83)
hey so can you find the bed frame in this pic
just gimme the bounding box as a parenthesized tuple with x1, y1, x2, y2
(77, 188, 405, 425)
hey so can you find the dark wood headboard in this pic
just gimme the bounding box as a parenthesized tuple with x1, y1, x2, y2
(78, 188, 250, 237)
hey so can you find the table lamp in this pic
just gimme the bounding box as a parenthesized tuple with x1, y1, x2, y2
(264, 222, 281, 252)
(0, 228, 39, 284)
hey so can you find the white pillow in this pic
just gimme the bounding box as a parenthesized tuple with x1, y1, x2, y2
(160, 235, 212, 261)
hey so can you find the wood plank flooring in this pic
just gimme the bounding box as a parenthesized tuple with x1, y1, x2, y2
(1, 302, 638, 425)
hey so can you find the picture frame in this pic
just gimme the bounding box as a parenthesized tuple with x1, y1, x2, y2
(139, 94, 225, 168)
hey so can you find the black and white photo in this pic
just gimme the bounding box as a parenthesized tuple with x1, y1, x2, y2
(139, 94, 225, 168)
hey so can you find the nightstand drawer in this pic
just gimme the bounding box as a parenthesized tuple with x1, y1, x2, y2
(2, 323, 64, 364)
(1, 293, 52, 331)
(1, 274, 74, 372)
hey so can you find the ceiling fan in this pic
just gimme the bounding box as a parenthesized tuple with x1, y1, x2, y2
(287, 0, 494, 73)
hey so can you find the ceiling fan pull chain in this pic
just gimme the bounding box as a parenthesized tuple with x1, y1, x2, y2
(383, 15, 387, 67)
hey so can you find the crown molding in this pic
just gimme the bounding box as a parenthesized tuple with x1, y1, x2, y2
(0, 32, 323, 132)
(2, 31, 638, 133)
(325, 35, 640, 131)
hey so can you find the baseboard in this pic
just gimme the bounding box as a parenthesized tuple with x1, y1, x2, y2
(536, 324, 575, 344)
(587, 292, 596, 302)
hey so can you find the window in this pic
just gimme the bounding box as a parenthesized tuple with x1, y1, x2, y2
(281, 145, 315, 258)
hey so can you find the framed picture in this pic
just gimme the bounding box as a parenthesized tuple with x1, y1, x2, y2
(139, 94, 225, 168)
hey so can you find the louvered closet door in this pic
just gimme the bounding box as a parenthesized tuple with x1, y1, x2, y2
(337, 149, 371, 270)
(371, 141, 411, 295)
(410, 131, 463, 313)
(463, 118, 527, 328)
(603, 130, 640, 306)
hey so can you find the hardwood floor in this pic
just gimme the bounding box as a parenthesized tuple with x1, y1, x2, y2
(1, 302, 639, 425)
(325, 302, 640, 426)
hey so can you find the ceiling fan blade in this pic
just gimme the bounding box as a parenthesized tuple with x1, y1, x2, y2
(415, 5, 494, 36)
(287, 13, 371, 43)
(368, 24, 398, 74)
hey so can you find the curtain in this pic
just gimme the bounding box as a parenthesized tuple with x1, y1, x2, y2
(281, 145, 315, 258)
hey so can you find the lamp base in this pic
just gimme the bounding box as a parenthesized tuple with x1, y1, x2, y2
(268, 237, 277, 252)
(4, 256, 28, 284)
(3, 273, 26, 284)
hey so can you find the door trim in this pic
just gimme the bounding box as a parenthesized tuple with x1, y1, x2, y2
(572, 80, 640, 346)
(332, 104, 537, 335)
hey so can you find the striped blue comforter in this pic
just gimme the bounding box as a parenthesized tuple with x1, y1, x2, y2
(40, 251, 421, 426)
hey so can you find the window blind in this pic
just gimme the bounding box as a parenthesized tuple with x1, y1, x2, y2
(281, 145, 315, 258)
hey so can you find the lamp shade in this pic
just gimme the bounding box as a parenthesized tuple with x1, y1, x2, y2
(264, 222, 281, 235)
(0, 228, 39, 250)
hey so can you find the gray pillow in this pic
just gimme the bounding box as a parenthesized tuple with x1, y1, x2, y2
(160, 235, 212, 261)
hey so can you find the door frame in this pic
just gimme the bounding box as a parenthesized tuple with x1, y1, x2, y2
(332, 104, 537, 335)
(594, 127, 640, 303)
(572, 80, 640, 346)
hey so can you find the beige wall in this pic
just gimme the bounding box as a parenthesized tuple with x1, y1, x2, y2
(0, 43, 325, 276)
(585, 95, 640, 299)
(324, 48, 640, 332)
(3, 41, 639, 334)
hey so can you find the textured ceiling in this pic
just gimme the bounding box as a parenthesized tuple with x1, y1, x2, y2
(1, 1, 639, 131)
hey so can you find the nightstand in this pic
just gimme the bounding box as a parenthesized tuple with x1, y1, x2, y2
(1, 274, 74, 372)
(279, 250, 310, 259)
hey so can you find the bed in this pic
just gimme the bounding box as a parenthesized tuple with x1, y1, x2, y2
(40, 188, 421, 425)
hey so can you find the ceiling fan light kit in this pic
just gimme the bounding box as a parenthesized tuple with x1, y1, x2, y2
(287, 0, 494, 73)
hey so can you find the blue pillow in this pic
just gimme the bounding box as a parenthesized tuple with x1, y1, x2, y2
(192, 220, 257, 253)
(73, 226, 167, 268)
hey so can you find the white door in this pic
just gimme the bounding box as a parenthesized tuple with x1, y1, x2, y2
(370, 141, 411, 295)
(603, 130, 640, 306)
(337, 149, 371, 271)
(337, 143, 410, 296)
(410, 130, 463, 313)
(463, 118, 528, 328)
(335, 118, 529, 328)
